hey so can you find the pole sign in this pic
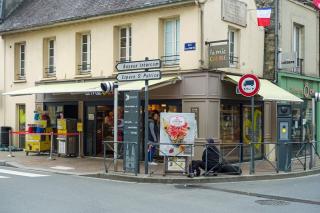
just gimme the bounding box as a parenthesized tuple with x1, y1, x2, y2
(238, 74, 260, 97)
(123, 91, 141, 174)
(117, 70, 161, 82)
(116, 59, 161, 72)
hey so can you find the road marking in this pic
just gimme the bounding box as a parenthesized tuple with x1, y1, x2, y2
(50, 166, 74, 170)
(0, 169, 49, 177)
(0, 176, 9, 179)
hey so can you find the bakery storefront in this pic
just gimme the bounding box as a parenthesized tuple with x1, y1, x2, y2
(278, 71, 320, 154)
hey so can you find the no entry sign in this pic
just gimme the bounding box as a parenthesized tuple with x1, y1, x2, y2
(238, 74, 260, 97)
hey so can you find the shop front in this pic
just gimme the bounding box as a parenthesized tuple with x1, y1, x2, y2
(278, 71, 320, 153)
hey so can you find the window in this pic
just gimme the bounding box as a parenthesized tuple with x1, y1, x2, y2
(80, 33, 91, 73)
(229, 29, 239, 67)
(119, 26, 131, 62)
(43, 38, 56, 77)
(14, 43, 26, 80)
(163, 18, 180, 65)
(293, 24, 304, 73)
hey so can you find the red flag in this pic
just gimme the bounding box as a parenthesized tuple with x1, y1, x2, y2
(314, 0, 320, 9)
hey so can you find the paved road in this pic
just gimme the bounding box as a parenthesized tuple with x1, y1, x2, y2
(0, 166, 319, 213)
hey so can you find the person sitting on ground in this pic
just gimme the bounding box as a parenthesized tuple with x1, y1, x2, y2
(189, 138, 242, 177)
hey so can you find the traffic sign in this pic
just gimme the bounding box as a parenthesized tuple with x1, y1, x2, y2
(238, 74, 260, 97)
(116, 70, 161, 82)
(116, 59, 161, 72)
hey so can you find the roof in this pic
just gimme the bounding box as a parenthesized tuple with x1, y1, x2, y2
(0, 0, 192, 34)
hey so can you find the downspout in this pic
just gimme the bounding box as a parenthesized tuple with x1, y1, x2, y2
(3, 36, 6, 125)
(274, 0, 279, 83)
(195, 0, 207, 68)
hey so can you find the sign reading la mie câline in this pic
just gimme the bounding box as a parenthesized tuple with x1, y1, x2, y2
(117, 70, 161, 82)
(116, 59, 161, 72)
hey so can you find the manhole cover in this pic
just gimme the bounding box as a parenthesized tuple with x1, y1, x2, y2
(255, 200, 290, 206)
(174, 184, 204, 189)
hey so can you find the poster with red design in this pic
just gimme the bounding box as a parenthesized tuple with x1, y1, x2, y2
(160, 113, 197, 156)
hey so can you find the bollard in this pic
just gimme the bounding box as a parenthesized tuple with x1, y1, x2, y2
(7, 130, 14, 157)
(48, 132, 54, 160)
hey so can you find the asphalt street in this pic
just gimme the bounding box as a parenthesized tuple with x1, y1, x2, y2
(0, 166, 319, 213)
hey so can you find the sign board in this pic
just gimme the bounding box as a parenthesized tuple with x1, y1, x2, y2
(222, 0, 247, 27)
(167, 157, 186, 172)
(278, 52, 297, 70)
(77, 122, 83, 132)
(160, 113, 196, 157)
(184, 42, 196, 51)
(117, 70, 161, 82)
(209, 44, 229, 68)
(123, 91, 141, 173)
(116, 59, 161, 72)
(238, 74, 260, 97)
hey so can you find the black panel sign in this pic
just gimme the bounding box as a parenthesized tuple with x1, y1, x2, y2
(123, 91, 141, 173)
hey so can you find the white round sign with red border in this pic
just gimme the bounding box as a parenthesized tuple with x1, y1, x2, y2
(238, 74, 260, 97)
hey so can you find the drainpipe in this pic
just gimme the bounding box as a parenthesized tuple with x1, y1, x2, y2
(274, 0, 279, 83)
(195, 0, 207, 68)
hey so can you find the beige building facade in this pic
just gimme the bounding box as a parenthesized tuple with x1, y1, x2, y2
(0, 0, 302, 160)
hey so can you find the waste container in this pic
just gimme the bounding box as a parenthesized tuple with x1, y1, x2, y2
(0, 126, 12, 148)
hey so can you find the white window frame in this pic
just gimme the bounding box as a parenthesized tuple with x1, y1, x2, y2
(19, 43, 25, 79)
(164, 18, 180, 65)
(48, 39, 55, 75)
(293, 24, 303, 70)
(80, 33, 91, 73)
(119, 26, 132, 62)
(228, 29, 238, 67)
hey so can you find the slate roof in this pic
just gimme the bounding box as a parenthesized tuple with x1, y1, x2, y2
(0, 0, 192, 33)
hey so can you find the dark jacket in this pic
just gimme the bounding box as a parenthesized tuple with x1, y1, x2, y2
(202, 145, 220, 168)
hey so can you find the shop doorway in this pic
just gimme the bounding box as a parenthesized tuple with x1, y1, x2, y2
(84, 103, 124, 157)
(17, 104, 26, 148)
(220, 102, 263, 162)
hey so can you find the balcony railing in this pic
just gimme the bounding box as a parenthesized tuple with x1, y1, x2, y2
(16, 73, 26, 80)
(229, 55, 239, 66)
(44, 67, 56, 78)
(78, 63, 91, 74)
(294, 58, 304, 74)
(161, 55, 180, 66)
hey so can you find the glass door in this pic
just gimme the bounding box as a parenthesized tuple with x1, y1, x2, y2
(85, 106, 96, 156)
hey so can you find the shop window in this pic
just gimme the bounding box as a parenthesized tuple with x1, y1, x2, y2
(17, 104, 26, 148)
(14, 42, 26, 80)
(293, 24, 304, 74)
(228, 28, 239, 67)
(76, 32, 91, 74)
(162, 18, 180, 66)
(119, 26, 132, 62)
(43, 38, 56, 78)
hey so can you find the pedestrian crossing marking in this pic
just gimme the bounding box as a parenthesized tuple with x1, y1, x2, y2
(0, 169, 49, 177)
(0, 176, 9, 179)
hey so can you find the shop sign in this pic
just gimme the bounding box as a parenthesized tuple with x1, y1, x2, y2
(117, 70, 161, 82)
(184, 42, 196, 51)
(278, 52, 297, 70)
(208, 44, 229, 68)
(160, 113, 197, 157)
(238, 74, 260, 97)
(288, 82, 315, 98)
(221, 0, 247, 27)
(123, 91, 140, 173)
(77, 122, 83, 132)
(116, 59, 161, 72)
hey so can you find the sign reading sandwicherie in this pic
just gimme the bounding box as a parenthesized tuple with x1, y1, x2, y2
(117, 70, 161, 82)
(116, 59, 161, 72)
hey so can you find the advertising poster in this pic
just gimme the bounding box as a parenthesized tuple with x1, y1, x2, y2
(160, 113, 196, 156)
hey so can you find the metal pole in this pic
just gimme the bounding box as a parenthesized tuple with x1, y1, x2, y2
(144, 79, 149, 174)
(78, 131, 81, 158)
(8, 130, 14, 157)
(250, 96, 255, 174)
(310, 98, 316, 169)
(48, 132, 54, 160)
(114, 82, 119, 171)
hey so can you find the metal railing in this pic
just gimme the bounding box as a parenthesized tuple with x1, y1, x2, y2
(78, 63, 91, 74)
(44, 67, 56, 77)
(161, 55, 180, 66)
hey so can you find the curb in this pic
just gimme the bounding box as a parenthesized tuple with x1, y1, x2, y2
(82, 169, 320, 184)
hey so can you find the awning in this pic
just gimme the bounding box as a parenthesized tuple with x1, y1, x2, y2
(118, 76, 181, 91)
(3, 76, 181, 96)
(225, 75, 303, 102)
(3, 81, 107, 96)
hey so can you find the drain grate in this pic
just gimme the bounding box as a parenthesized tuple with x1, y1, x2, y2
(255, 199, 290, 206)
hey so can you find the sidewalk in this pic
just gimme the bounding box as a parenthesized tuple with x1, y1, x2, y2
(1, 151, 319, 183)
